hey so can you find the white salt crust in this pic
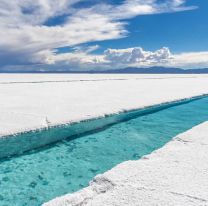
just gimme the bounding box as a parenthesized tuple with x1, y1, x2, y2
(1, 74, 208, 137)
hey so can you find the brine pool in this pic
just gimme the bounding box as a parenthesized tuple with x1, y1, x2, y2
(1, 97, 208, 206)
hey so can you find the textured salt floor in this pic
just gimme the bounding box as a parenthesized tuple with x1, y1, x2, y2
(1, 74, 208, 137)
(43, 121, 208, 206)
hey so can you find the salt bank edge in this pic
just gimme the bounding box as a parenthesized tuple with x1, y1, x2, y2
(0, 94, 207, 159)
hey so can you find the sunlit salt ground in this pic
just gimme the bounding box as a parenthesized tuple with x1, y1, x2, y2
(1, 97, 208, 206)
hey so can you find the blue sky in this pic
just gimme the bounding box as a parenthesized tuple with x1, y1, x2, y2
(0, 0, 208, 71)
(90, 0, 208, 53)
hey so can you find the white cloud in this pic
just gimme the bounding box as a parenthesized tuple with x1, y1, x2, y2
(102, 47, 208, 69)
(104, 47, 171, 66)
(0, 0, 195, 68)
(170, 51, 208, 69)
(38, 47, 172, 69)
(0, 0, 78, 26)
(15, 46, 206, 71)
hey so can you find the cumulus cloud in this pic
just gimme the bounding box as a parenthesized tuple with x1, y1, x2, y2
(0, 0, 195, 68)
(34, 47, 173, 69)
(102, 47, 208, 69)
(17, 46, 207, 71)
(104, 47, 172, 66)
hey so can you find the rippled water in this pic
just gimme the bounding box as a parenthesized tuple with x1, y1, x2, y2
(0, 97, 208, 206)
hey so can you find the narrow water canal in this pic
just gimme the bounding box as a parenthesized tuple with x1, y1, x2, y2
(0, 97, 208, 206)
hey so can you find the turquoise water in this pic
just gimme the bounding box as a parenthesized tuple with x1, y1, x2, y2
(0, 97, 208, 206)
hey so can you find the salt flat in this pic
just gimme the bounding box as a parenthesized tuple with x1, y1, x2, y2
(1, 74, 208, 137)
(43, 121, 208, 206)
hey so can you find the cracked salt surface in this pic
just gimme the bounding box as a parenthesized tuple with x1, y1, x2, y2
(44, 122, 208, 206)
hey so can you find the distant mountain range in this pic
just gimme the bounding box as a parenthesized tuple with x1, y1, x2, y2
(1, 67, 208, 74)
(88, 67, 208, 74)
